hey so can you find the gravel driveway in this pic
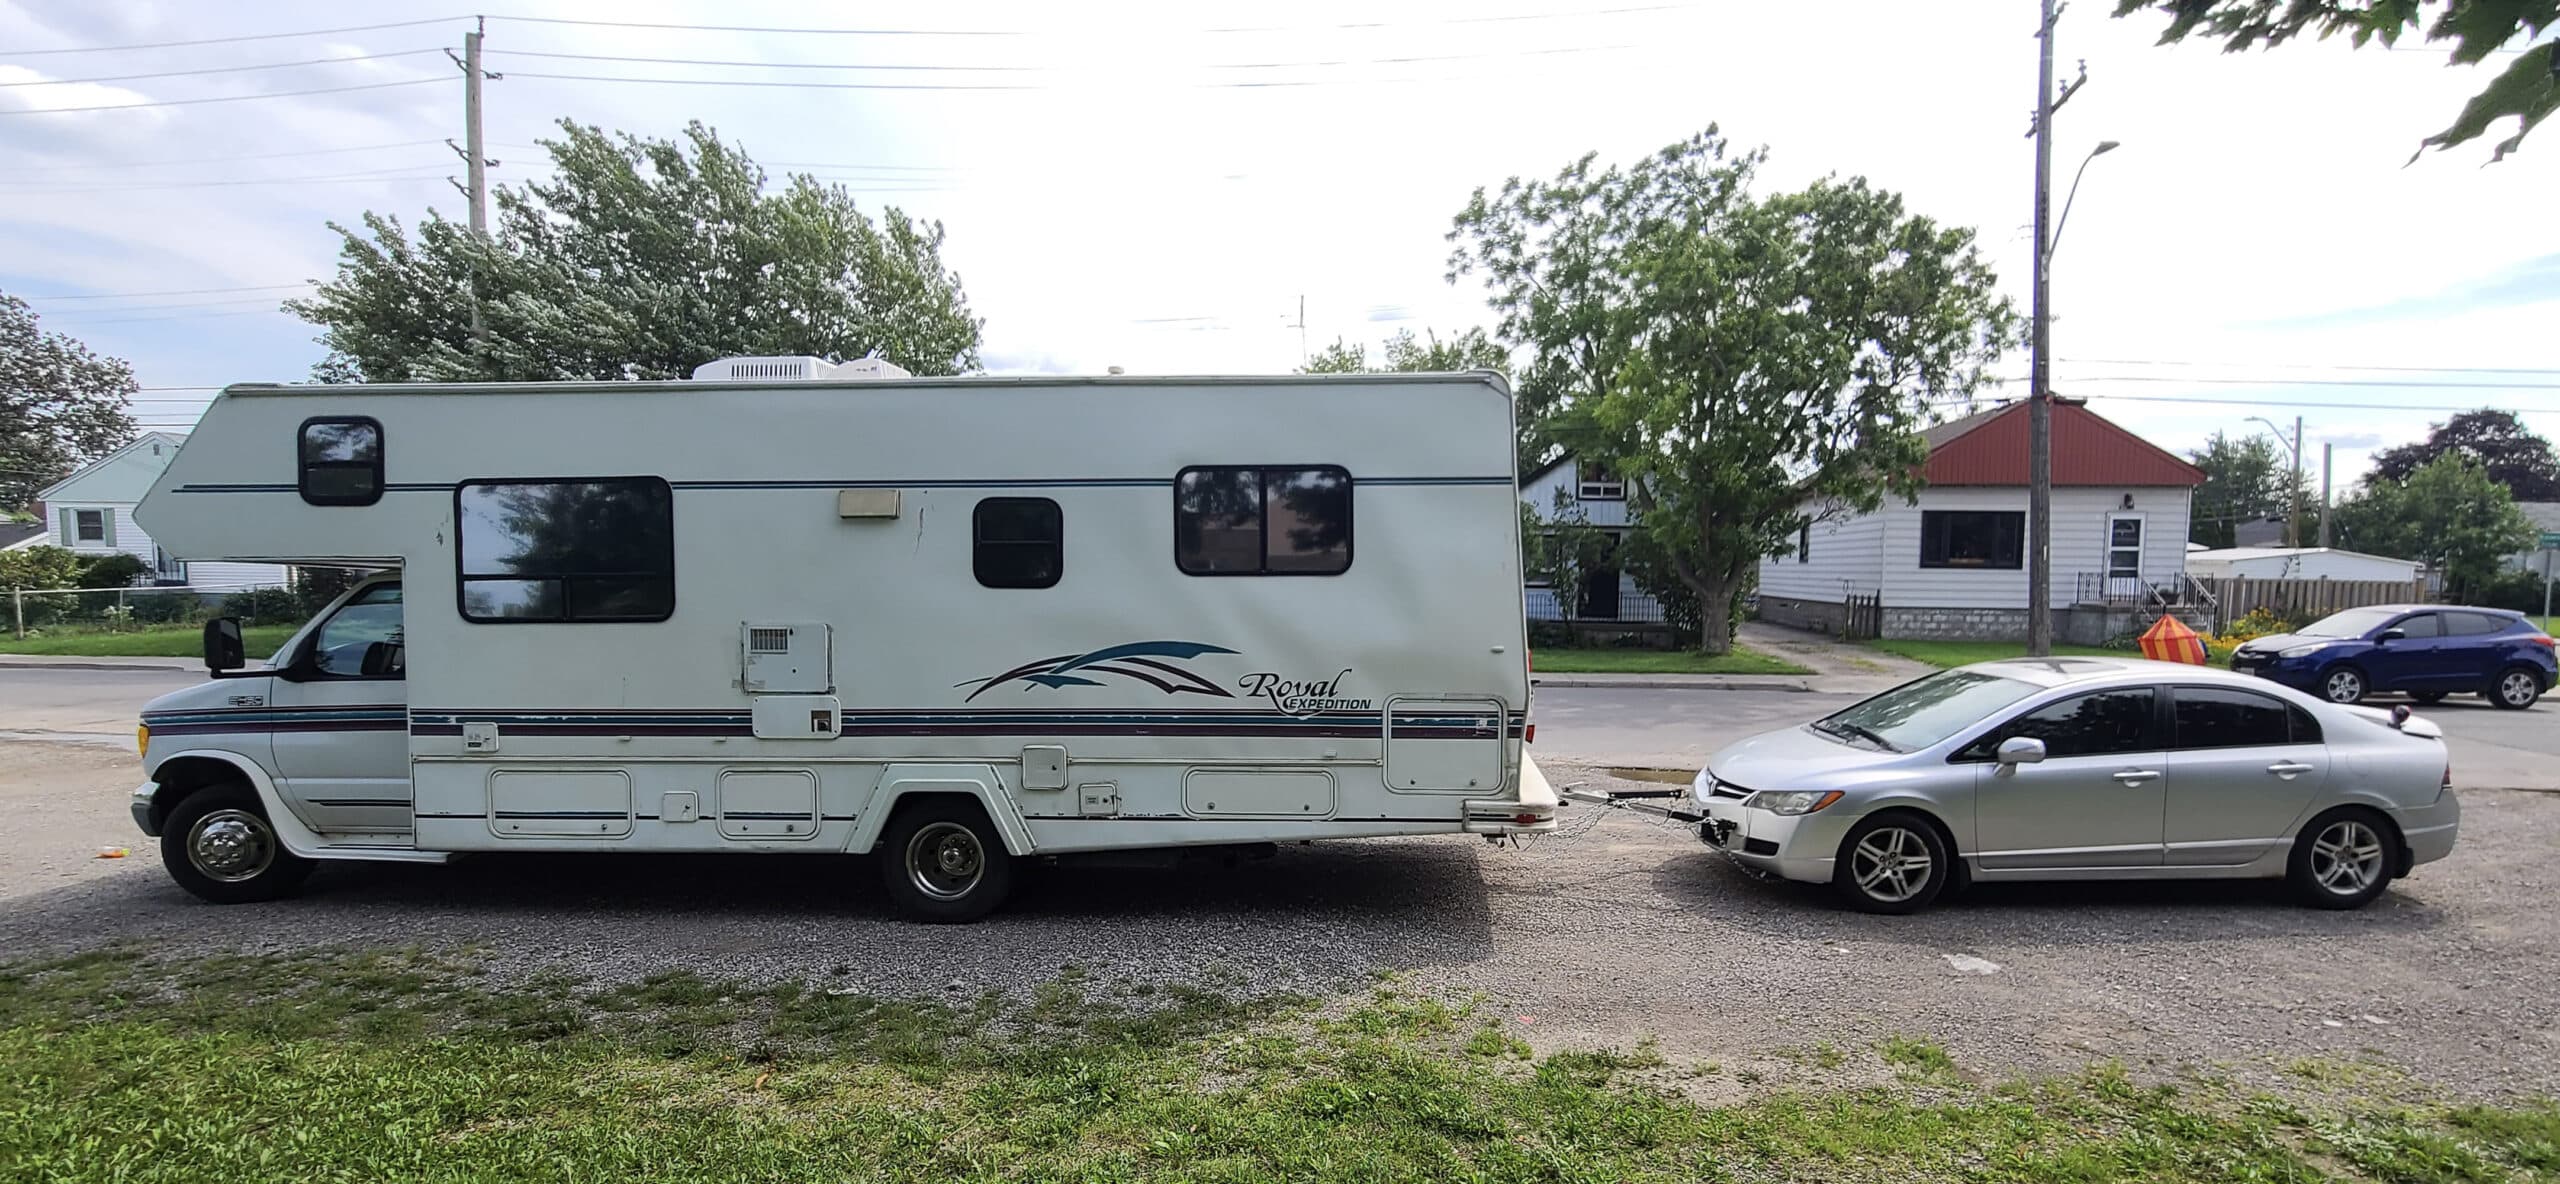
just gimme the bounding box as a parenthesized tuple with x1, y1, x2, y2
(8, 743, 2556, 1098)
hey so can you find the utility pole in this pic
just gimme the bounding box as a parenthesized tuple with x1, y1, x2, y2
(449, 19, 500, 352)
(2027, 0, 2085, 656)
(2318, 441, 2333, 548)
(2289, 416, 2304, 548)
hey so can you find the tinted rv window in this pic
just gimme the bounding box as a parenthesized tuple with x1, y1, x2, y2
(974, 497, 1062, 588)
(1175, 466, 1351, 576)
(299, 418, 383, 506)
(456, 478, 674, 622)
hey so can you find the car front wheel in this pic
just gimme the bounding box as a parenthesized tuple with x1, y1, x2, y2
(2490, 667, 2542, 711)
(2320, 666, 2367, 704)
(159, 784, 315, 904)
(1832, 812, 1951, 915)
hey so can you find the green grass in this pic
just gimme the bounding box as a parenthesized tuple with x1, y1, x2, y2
(0, 623, 296, 657)
(1866, 639, 2122, 668)
(5, 947, 2558, 1183)
(1533, 645, 1810, 675)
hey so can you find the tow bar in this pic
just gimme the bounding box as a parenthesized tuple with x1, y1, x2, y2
(1558, 785, 1705, 825)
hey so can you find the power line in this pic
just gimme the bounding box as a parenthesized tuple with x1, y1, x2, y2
(1200, 3, 1688, 32)
(37, 296, 303, 318)
(491, 49, 1033, 74)
(21, 283, 314, 301)
(2061, 356, 2560, 377)
(487, 41, 1635, 74)
(1, 76, 449, 116)
(490, 14, 1023, 37)
(504, 71, 1031, 93)
(13, 139, 451, 171)
(3, 168, 471, 194)
(7, 16, 468, 54)
(0, 48, 445, 87)
(44, 309, 290, 327)
(2070, 391, 2560, 414)
(2063, 373, 2560, 391)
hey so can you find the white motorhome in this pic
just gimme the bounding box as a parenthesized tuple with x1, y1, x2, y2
(127, 359, 1554, 920)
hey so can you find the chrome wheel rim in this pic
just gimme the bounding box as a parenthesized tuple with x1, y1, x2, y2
(906, 821, 985, 901)
(187, 809, 276, 883)
(2325, 671, 2362, 702)
(2310, 820, 2386, 896)
(2501, 672, 2537, 706)
(1851, 826, 1932, 903)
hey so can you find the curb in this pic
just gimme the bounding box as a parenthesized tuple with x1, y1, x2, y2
(1533, 676, 1814, 693)
(0, 656, 195, 672)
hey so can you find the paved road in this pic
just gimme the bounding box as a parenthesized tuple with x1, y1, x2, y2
(3, 665, 2550, 788)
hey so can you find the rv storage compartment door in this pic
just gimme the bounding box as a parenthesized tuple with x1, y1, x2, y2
(1384, 697, 1508, 792)
(1184, 769, 1335, 818)
(718, 769, 819, 839)
(490, 770, 633, 837)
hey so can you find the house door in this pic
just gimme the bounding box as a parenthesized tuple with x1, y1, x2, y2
(1578, 535, 1621, 620)
(2104, 514, 2145, 600)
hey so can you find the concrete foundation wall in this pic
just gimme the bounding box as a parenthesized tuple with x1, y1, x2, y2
(1760, 595, 1848, 635)
(1880, 605, 2217, 644)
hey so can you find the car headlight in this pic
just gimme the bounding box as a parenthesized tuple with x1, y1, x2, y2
(1745, 789, 1844, 816)
(2279, 644, 2327, 659)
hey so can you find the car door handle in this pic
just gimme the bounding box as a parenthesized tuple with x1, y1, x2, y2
(2267, 762, 2315, 777)
(2112, 769, 2160, 785)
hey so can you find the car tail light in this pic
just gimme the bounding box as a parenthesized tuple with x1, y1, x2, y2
(2530, 635, 2556, 649)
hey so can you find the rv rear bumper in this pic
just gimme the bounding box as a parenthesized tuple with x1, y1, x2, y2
(1463, 757, 1560, 835)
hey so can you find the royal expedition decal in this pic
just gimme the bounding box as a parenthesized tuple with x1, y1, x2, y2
(959, 641, 1373, 717)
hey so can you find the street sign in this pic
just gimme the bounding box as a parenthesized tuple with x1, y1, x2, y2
(2541, 532, 2560, 550)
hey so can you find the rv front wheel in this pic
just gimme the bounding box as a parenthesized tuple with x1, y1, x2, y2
(880, 799, 1014, 923)
(159, 784, 315, 905)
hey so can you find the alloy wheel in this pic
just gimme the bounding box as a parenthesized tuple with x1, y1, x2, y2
(2309, 819, 2386, 898)
(2500, 671, 2538, 708)
(1851, 826, 1932, 904)
(2324, 670, 2364, 703)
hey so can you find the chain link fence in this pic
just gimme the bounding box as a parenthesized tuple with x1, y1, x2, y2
(6, 582, 307, 641)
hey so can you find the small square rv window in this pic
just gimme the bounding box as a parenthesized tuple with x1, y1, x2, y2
(974, 497, 1062, 589)
(299, 417, 383, 506)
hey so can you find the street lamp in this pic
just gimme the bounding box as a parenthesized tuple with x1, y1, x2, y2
(2026, 136, 2119, 655)
(2248, 414, 2305, 549)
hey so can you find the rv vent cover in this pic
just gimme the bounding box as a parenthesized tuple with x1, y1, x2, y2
(691, 355, 916, 382)
(747, 627, 792, 654)
(741, 621, 832, 693)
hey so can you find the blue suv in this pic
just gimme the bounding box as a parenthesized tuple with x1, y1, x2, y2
(2231, 604, 2557, 709)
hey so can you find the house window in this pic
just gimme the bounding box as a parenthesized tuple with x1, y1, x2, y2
(1918, 510, 2024, 570)
(1174, 466, 1352, 576)
(973, 497, 1062, 589)
(1576, 462, 1625, 501)
(74, 509, 106, 543)
(456, 477, 674, 622)
(299, 417, 383, 506)
(1797, 524, 1811, 564)
(2106, 515, 2144, 581)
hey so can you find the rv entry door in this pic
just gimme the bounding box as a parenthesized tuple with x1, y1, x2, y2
(266, 581, 412, 832)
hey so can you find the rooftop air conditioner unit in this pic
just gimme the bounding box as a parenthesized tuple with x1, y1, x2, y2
(690, 355, 914, 382)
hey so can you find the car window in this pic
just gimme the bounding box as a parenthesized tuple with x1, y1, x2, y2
(2298, 607, 2397, 638)
(2393, 613, 2443, 639)
(312, 584, 404, 678)
(2172, 686, 2295, 750)
(2287, 703, 2323, 745)
(1822, 669, 2042, 753)
(2442, 611, 2506, 636)
(1960, 688, 2158, 761)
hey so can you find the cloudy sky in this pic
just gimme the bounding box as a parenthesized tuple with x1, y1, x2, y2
(5, 1, 2556, 491)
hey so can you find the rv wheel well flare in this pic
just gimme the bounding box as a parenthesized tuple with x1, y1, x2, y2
(147, 757, 256, 830)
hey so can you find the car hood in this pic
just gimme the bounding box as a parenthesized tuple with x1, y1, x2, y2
(2235, 632, 2342, 654)
(142, 676, 272, 717)
(1706, 724, 1900, 791)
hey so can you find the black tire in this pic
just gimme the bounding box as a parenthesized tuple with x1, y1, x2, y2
(878, 798, 1014, 923)
(158, 783, 314, 904)
(1831, 811, 1952, 915)
(2489, 666, 2543, 711)
(2286, 807, 2395, 910)
(2318, 666, 2367, 705)
(2408, 691, 2447, 705)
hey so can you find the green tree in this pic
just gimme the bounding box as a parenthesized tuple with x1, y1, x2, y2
(1450, 129, 2016, 654)
(290, 121, 983, 383)
(2369, 408, 2560, 501)
(2187, 431, 2309, 546)
(2112, 1, 2558, 162)
(1302, 327, 1510, 377)
(0, 293, 137, 512)
(2331, 453, 2536, 600)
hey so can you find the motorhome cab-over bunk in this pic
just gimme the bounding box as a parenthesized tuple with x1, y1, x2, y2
(126, 358, 1554, 920)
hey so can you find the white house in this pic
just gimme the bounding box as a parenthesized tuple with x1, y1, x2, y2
(2187, 546, 2424, 583)
(32, 433, 287, 589)
(1758, 400, 2207, 643)
(1518, 454, 1668, 629)
(2507, 501, 2560, 574)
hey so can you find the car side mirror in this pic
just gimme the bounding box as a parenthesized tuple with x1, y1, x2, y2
(2375, 628, 2405, 644)
(202, 618, 245, 673)
(1995, 736, 2047, 765)
(359, 642, 404, 679)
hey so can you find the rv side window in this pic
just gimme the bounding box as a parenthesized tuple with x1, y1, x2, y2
(456, 477, 675, 623)
(974, 498, 1062, 588)
(1174, 466, 1352, 576)
(299, 417, 383, 506)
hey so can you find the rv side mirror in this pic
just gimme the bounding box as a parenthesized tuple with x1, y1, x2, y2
(203, 618, 245, 673)
(359, 641, 404, 679)
(2375, 628, 2405, 644)
(1995, 736, 2047, 765)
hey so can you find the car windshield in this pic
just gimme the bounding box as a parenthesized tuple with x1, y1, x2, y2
(2298, 607, 2399, 638)
(1815, 669, 2041, 752)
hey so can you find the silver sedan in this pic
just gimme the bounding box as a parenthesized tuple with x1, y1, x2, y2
(1693, 657, 2460, 913)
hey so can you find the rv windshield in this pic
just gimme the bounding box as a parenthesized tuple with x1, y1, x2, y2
(1814, 669, 2040, 753)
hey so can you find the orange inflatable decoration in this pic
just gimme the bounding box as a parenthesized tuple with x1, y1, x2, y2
(2138, 614, 2208, 665)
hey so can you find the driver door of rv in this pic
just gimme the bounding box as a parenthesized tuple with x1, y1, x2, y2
(266, 581, 411, 832)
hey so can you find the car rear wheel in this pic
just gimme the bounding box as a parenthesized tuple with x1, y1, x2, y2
(2319, 667, 2367, 705)
(878, 798, 1014, 923)
(2489, 666, 2542, 711)
(1832, 812, 1951, 915)
(2286, 807, 2394, 910)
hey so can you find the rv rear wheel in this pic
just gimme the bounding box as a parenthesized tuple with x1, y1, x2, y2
(879, 799, 1014, 923)
(159, 784, 315, 905)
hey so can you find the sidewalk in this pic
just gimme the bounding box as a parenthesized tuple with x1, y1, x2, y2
(0, 653, 197, 672)
(1535, 622, 1930, 694)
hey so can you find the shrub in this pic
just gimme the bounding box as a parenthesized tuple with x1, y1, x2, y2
(128, 590, 207, 625)
(2223, 606, 2305, 640)
(220, 587, 303, 624)
(75, 552, 151, 589)
(2473, 567, 2551, 614)
(1526, 620, 1577, 650)
(293, 566, 376, 616)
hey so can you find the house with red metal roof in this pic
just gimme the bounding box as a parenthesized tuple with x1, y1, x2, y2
(1758, 399, 2209, 643)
